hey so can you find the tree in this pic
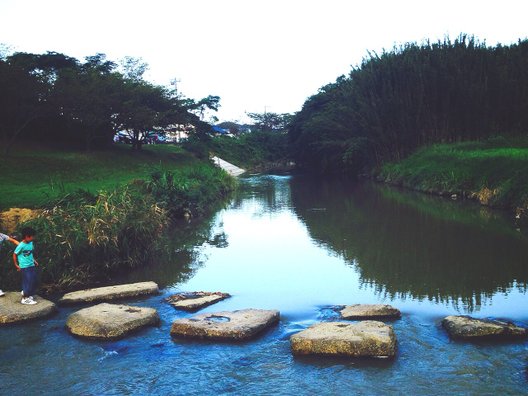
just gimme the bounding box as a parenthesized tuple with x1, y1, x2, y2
(0, 52, 77, 154)
(120, 56, 149, 81)
(247, 111, 293, 132)
(113, 81, 191, 150)
(189, 95, 221, 120)
(52, 57, 123, 150)
(0, 49, 222, 153)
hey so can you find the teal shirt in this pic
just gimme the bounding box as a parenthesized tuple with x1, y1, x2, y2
(14, 241, 35, 269)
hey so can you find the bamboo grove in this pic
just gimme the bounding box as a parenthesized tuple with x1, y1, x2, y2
(288, 35, 528, 173)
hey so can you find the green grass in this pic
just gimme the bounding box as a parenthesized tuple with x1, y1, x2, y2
(198, 131, 289, 170)
(0, 144, 237, 291)
(379, 138, 528, 210)
(0, 144, 199, 209)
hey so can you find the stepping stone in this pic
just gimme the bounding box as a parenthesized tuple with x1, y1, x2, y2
(339, 304, 401, 320)
(166, 291, 230, 311)
(290, 321, 396, 358)
(59, 281, 159, 305)
(442, 315, 528, 340)
(0, 292, 57, 325)
(170, 309, 280, 341)
(66, 303, 159, 340)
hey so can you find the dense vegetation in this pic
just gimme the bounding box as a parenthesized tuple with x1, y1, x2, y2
(379, 138, 528, 211)
(289, 36, 528, 174)
(208, 131, 289, 169)
(0, 50, 219, 153)
(0, 158, 235, 290)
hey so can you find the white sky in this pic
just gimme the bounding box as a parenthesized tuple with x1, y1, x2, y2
(1, 0, 527, 122)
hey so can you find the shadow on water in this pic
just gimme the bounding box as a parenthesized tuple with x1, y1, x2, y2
(290, 176, 528, 312)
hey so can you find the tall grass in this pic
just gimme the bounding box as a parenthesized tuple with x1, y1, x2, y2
(0, 164, 236, 291)
(378, 138, 528, 211)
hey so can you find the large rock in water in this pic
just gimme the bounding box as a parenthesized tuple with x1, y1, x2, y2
(170, 309, 280, 341)
(339, 304, 401, 320)
(166, 291, 230, 311)
(58, 282, 159, 305)
(290, 321, 397, 358)
(442, 315, 528, 340)
(66, 303, 159, 340)
(0, 292, 57, 325)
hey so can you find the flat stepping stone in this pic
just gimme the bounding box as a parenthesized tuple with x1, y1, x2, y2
(170, 308, 279, 341)
(290, 321, 396, 358)
(442, 315, 528, 340)
(66, 303, 159, 340)
(59, 281, 159, 305)
(166, 291, 230, 311)
(0, 292, 57, 325)
(339, 304, 401, 320)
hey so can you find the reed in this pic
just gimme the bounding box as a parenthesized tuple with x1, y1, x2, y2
(0, 165, 236, 291)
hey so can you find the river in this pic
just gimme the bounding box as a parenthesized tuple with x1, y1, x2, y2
(1, 174, 528, 395)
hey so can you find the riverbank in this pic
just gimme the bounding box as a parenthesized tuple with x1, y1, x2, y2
(0, 144, 204, 210)
(185, 132, 294, 174)
(2, 174, 527, 394)
(377, 139, 528, 220)
(0, 144, 236, 292)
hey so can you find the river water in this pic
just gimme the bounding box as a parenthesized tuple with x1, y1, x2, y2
(1, 175, 528, 395)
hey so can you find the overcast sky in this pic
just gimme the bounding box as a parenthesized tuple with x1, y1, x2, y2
(1, 0, 527, 122)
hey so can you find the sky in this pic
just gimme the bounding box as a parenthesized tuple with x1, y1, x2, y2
(1, 0, 527, 123)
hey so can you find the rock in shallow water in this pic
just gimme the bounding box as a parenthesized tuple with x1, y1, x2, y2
(58, 282, 159, 305)
(166, 291, 230, 311)
(0, 292, 57, 324)
(170, 309, 280, 341)
(290, 321, 397, 358)
(66, 303, 159, 340)
(339, 304, 401, 320)
(442, 315, 528, 340)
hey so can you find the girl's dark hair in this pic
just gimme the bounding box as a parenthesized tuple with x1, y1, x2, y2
(21, 227, 36, 238)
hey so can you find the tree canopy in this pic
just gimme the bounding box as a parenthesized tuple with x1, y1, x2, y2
(0, 50, 220, 153)
(247, 111, 292, 132)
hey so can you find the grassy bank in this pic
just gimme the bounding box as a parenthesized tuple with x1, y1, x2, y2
(378, 139, 528, 213)
(0, 144, 198, 209)
(0, 144, 236, 291)
(184, 131, 291, 172)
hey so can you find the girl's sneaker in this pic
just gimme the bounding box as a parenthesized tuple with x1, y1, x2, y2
(21, 297, 37, 305)
(0, 290, 5, 297)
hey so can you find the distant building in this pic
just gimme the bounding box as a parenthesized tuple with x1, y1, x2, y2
(163, 124, 194, 142)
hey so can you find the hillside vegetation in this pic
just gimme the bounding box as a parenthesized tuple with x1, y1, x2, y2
(289, 36, 528, 174)
(0, 144, 199, 209)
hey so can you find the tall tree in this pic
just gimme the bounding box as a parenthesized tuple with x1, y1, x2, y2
(247, 112, 293, 132)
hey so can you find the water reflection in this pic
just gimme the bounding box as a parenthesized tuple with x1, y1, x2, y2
(2, 175, 528, 394)
(231, 175, 292, 214)
(290, 176, 528, 311)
